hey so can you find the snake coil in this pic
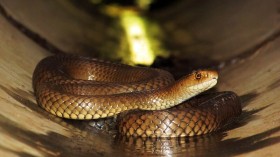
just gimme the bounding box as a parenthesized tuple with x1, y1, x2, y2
(33, 55, 241, 137)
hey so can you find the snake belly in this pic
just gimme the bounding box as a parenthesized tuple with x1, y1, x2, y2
(33, 55, 241, 137)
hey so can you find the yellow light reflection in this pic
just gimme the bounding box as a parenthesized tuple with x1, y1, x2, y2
(136, 0, 153, 10)
(120, 11, 155, 65)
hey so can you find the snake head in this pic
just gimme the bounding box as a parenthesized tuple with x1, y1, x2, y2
(193, 70, 218, 81)
(189, 69, 218, 91)
(175, 70, 218, 96)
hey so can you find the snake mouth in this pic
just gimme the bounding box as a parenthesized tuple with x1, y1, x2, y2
(206, 70, 218, 88)
(212, 76, 218, 80)
(207, 70, 218, 80)
(190, 77, 218, 93)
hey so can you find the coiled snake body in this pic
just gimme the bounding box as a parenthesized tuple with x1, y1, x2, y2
(33, 55, 241, 137)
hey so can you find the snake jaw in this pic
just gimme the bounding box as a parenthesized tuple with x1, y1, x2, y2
(191, 70, 218, 93)
(185, 78, 217, 100)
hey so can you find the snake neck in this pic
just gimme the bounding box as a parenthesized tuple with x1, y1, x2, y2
(141, 76, 218, 110)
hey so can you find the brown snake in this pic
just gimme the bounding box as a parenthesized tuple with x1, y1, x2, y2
(33, 55, 241, 137)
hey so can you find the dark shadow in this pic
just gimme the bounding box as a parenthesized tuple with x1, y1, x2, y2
(239, 91, 259, 108)
(0, 3, 65, 55)
(1, 85, 279, 157)
(113, 125, 280, 157)
(226, 91, 272, 130)
(0, 85, 119, 156)
(0, 145, 36, 157)
(0, 85, 44, 115)
(219, 29, 280, 69)
(151, 55, 220, 79)
(0, 114, 112, 157)
(267, 77, 280, 91)
(221, 104, 272, 134)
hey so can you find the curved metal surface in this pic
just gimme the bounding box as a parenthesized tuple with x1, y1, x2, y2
(0, 0, 280, 156)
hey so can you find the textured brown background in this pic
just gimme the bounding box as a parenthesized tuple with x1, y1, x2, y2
(0, 0, 279, 156)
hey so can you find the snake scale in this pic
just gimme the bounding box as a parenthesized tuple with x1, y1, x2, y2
(33, 55, 241, 137)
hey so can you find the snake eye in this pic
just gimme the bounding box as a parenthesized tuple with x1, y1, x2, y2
(195, 72, 202, 80)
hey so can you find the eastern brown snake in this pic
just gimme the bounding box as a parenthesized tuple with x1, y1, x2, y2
(33, 55, 241, 137)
